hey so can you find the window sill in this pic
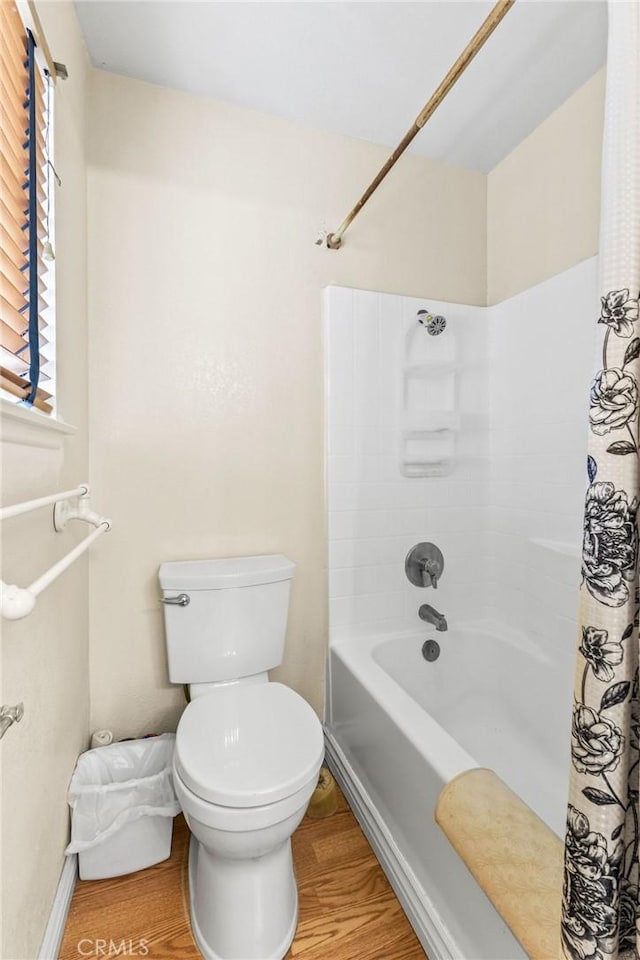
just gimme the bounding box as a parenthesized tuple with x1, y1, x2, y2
(0, 398, 77, 449)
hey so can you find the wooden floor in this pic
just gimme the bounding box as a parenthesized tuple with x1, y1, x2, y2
(59, 785, 427, 960)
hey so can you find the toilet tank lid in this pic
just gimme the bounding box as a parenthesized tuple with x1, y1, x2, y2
(158, 554, 295, 591)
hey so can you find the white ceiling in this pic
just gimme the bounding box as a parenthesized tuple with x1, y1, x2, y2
(75, 1, 607, 173)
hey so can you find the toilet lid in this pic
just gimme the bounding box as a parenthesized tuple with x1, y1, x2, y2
(174, 683, 325, 808)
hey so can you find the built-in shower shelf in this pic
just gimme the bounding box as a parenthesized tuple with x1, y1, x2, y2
(400, 311, 458, 478)
(403, 412, 461, 432)
(403, 362, 457, 379)
(530, 537, 580, 559)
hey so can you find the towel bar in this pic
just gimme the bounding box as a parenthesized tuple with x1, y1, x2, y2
(0, 483, 111, 620)
(0, 483, 89, 521)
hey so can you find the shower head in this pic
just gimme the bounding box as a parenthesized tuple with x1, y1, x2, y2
(417, 309, 446, 336)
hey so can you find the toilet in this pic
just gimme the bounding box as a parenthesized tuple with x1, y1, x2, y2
(158, 555, 324, 960)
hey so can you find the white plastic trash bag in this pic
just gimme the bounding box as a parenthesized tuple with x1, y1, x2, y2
(65, 733, 181, 854)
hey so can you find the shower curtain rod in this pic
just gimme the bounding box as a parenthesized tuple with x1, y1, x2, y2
(325, 0, 516, 250)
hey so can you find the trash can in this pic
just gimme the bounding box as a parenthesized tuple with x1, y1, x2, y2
(65, 733, 181, 880)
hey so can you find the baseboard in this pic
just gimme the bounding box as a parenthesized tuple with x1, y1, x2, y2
(38, 854, 77, 960)
(324, 729, 456, 960)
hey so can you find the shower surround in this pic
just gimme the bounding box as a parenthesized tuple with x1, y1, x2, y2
(324, 258, 597, 959)
(325, 286, 489, 635)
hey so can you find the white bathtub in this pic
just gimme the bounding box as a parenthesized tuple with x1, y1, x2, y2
(325, 624, 572, 960)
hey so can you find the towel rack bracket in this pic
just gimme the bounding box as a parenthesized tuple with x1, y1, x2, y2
(53, 495, 110, 532)
(0, 484, 111, 620)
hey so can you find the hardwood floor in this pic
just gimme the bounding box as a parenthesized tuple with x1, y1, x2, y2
(59, 786, 427, 960)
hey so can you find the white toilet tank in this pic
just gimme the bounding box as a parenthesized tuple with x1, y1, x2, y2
(158, 555, 295, 684)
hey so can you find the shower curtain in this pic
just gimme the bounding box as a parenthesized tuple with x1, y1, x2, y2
(562, 3, 640, 959)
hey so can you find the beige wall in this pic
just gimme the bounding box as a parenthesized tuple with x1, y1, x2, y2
(487, 68, 605, 305)
(86, 70, 486, 736)
(0, 4, 89, 959)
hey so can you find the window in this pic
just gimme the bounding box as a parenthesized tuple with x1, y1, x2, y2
(0, 1, 53, 414)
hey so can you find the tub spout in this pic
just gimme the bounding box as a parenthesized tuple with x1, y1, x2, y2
(419, 604, 448, 632)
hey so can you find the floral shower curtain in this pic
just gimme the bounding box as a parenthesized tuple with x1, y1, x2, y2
(562, 3, 640, 959)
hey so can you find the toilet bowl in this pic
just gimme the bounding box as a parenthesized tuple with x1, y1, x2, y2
(173, 679, 324, 960)
(159, 555, 324, 960)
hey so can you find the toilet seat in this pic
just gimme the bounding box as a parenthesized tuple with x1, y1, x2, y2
(175, 682, 324, 808)
(173, 763, 319, 833)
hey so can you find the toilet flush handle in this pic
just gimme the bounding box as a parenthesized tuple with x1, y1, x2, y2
(160, 593, 190, 607)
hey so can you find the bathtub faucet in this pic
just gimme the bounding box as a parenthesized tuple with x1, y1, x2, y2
(419, 604, 448, 632)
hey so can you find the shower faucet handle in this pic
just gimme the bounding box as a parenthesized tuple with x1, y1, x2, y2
(422, 558, 441, 589)
(405, 543, 444, 589)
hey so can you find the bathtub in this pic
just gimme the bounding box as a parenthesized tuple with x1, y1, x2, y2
(324, 624, 572, 960)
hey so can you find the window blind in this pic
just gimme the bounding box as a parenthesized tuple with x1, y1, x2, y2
(0, 1, 52, 413)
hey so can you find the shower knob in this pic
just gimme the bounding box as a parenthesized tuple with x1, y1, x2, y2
(405, 543, 444, 589)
